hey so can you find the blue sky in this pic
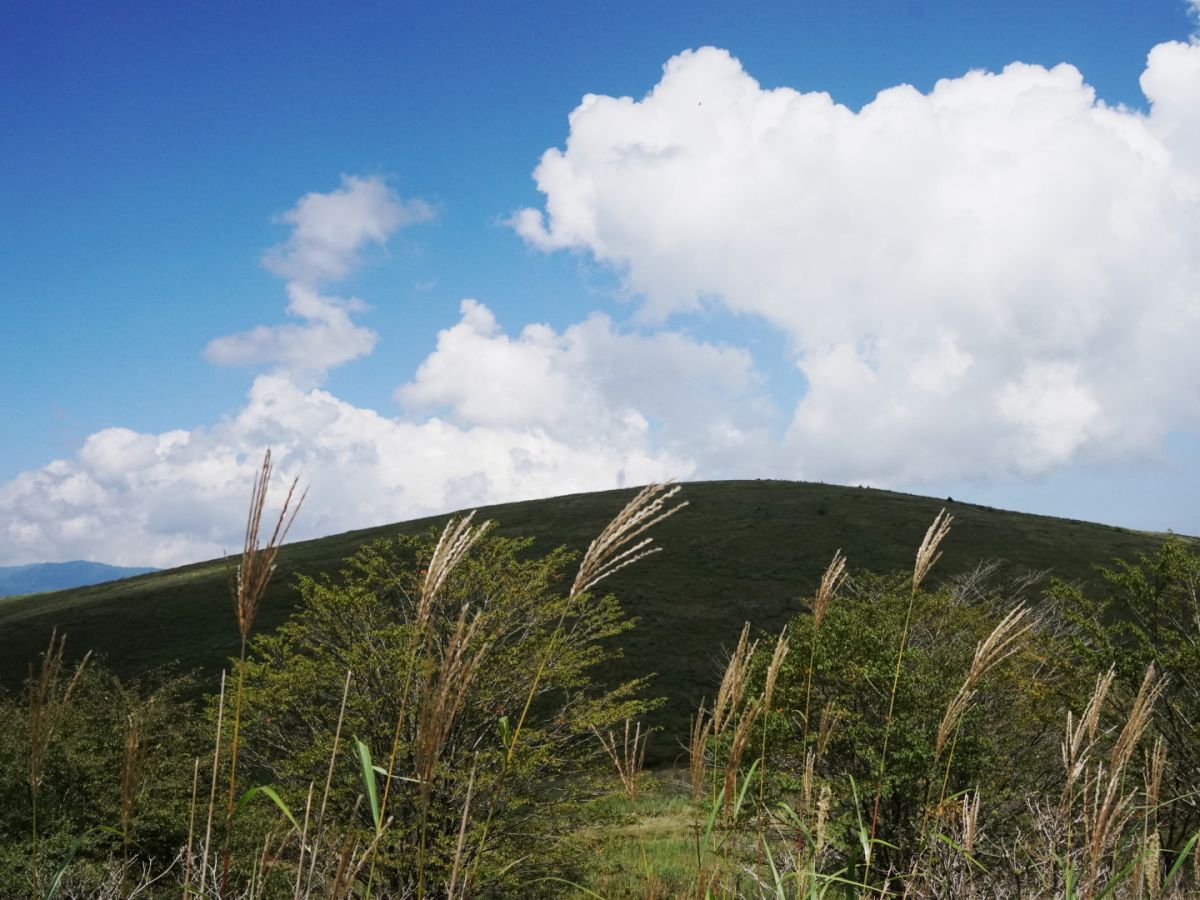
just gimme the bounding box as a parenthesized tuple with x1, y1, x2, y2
(3, 1, 1199, 566)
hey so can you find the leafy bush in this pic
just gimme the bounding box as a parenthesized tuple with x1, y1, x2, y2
(1058, 535, 1200, 851)
(737, 568, 1074, 875)
(230, 525, 659, 895)
(0, 661, 200, 897)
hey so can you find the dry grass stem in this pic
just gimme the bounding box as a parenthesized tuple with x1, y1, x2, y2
(594, 719, 649, 801)
(936, 603, 1035, 755)
(570, 482, 687, 599)
(961, 792, 981, 857)
(198, 670, 227, 897)
(419, 512, 494, 624)
(183, 757, 200, 898)
(688, 623, 758, 800)
(723, 697, 764, 817)
(27, 629, 91, 898)
(1110, 664, 1164, 772)
(1063, 666, 1117, 802)
(28, 629, 91, 797)
(813, 550, 847, 629)
(689, 710, 712, 802)
(713, 623, 758, 737)
(913, 508, 953, 593)
(234, 448, 306, 644)
(121, 712, 141, 846)
(415, 605, 486, 795)
(447, 757, 478, 899)
(762, 626, 790, 712)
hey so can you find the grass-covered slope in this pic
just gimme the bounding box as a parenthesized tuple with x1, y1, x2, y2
(0, 479, 1177, 756)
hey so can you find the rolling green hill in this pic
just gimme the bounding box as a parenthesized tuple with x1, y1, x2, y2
(0, 479, 1180, 759)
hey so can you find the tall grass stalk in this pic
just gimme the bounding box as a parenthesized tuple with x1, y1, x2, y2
(26, 629, 90, 900)
(414, 605, 487, 899)
(868, 509, 951, 873)
(689, 622, 757, 802)
(121, 711, 141, 854)
(378, 513, 492, 822)
(198, 670, 227, 899)
(220, 448, 304, 891)
(758, 625, 790, 805)
(304, 669, 352, 899)
(933, 603, 1035, 808)
(801, 551, 846, 749)
(183, 757, 200, 899)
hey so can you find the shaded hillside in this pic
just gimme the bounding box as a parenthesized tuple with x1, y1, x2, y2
(0, 480, 1178, 756)
(0, 561, 158, 598)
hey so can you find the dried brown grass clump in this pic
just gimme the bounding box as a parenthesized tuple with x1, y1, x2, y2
(594, 719, 649, 802)
(689, 623, 758, 800)
(1049, 663, 1166, 899)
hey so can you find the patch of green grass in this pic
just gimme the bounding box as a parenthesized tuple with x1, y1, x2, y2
(576, 771, 701, 898)
(0, 479, 1184, 758)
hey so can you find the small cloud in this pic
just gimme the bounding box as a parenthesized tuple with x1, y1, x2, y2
(262, 175, 434, 285)
(206, 176, 433, 381)
(203, 283, 377, 379)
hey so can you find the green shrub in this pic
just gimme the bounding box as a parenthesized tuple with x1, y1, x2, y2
(230, 529, 655, 896)
(1057, 535, 1200, 852)
(749, 568, 1079, 877)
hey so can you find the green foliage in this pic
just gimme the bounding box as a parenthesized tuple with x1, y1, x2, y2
(0, 665, 200, 896)
(230, 531, 653, 895)
(754, 570, 1078, 873)
(1056, 535, 1200, 851)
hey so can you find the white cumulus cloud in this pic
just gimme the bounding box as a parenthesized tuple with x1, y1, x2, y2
(262, 174, 433, 285)
(397, 299, 774, 471)
(514, 43, 1200, 482)
(1, 301, 765, 566)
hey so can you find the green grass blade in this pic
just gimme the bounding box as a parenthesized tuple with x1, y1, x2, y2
(234, 784, 299, 829)
(354, 736, 382, 832)
(1164, 830, 1200, 886)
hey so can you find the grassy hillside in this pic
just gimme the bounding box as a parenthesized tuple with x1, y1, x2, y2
(0, 479, 1177, 757)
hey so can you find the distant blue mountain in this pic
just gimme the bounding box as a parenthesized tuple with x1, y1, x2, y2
(0, 561, 158, 597)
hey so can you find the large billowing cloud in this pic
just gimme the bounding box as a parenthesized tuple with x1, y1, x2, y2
(514, 42, 1200, 482)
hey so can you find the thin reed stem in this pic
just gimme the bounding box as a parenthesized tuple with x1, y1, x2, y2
(869, 510, 951, 874)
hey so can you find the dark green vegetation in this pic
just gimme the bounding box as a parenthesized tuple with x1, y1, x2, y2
(0, 480, 1176, 756)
